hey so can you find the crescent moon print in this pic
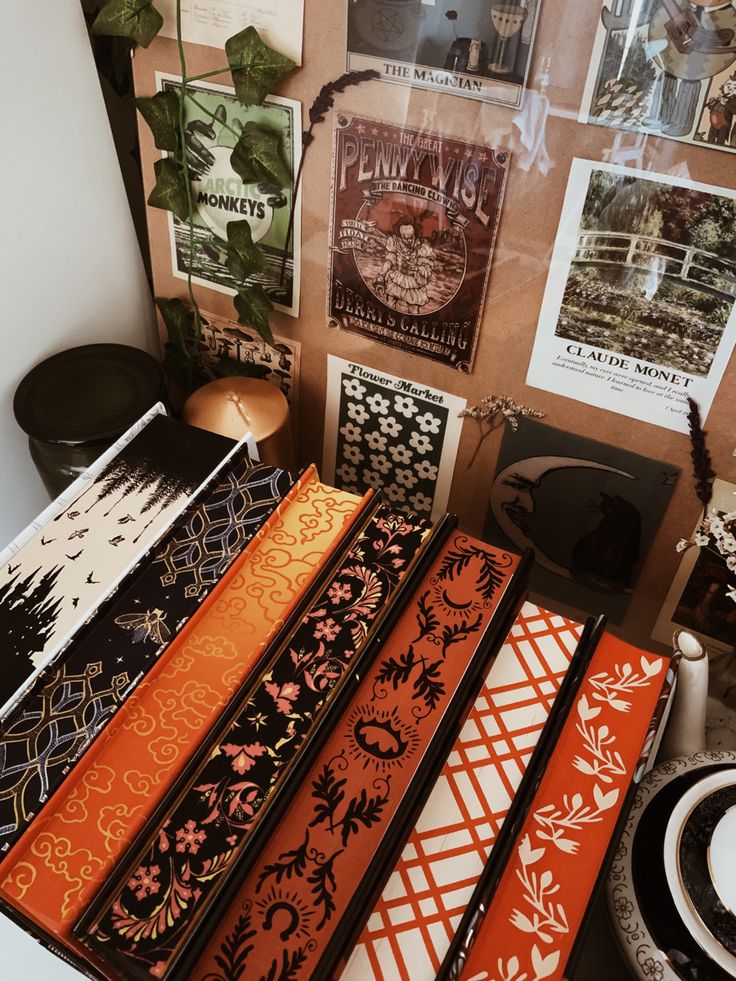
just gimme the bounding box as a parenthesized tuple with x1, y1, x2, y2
(485, 418, 679, 623)
(491, 456, 635, 581)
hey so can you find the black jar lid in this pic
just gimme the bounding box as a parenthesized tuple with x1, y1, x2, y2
(14, 344, 166, 446)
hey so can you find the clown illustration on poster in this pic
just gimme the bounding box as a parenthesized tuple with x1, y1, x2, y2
(580, 0, 736, 154)
(346, 0, 542, 109)
(328, 114, 508, 372)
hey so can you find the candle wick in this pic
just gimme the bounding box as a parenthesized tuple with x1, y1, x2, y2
(227, 391, 252, 426)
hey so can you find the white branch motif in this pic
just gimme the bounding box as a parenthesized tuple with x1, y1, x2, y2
(588, 655, 661, 712)
(533, 784, 620, 852)
(510, 834, 569, 944)
(573, 716, 626, 784)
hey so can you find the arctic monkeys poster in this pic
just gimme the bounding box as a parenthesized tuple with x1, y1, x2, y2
(328, 114, 508, 372)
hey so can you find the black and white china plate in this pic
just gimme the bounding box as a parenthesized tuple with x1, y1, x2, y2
(607, 751, 736, 981)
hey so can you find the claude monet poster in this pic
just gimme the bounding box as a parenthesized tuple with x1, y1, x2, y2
(526, 159, 736, 433)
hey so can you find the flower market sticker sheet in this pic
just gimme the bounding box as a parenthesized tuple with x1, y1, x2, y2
(327, 114, 508, 372)
(484, 417, 679, 624)
(579, 0, 736, 156)
(526, 159, 736, 434)
(159, 73, 301, 317)
(653, 478, 736, 654)
(322, 356, 466, 522)
(346, 0, 542, 110)
(157, 0, 304, 63)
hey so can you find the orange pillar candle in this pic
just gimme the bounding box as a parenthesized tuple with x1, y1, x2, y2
(182, 378, 295, 470)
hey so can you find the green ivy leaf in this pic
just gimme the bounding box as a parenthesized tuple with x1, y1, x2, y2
(155, 298, 192, 355)
(234, 285, 274, 346)
(148, 157, 190, 221)
(226, 220, 265, 282)
(231, 122, 291, 187)
(92, 0, 163, 47)
(93, 35, 134, 97)
(225, 26, 296, 106)
(213, 355, 270, 380)
(137, 90, 180, 152)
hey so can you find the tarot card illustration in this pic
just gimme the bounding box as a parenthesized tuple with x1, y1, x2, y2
(347, 0, 542, 109)
(485, 418, 679, 623)
(328, 115, 508, 372)
(580, 0, 736, 154)
(527, 159, 736, 433)
(323, 356, 466, 521)
(197, 313, 301, 410)
(159, 73, 301, 316)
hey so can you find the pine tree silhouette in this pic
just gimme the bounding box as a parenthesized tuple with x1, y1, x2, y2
(0, 566, 63, 698)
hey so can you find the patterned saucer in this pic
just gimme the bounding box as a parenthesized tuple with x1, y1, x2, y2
(607, 751, 736, 981)
(664, 771, 736, 974)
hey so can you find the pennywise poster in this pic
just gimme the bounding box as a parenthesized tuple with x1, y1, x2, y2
(327, 114, 508, 372)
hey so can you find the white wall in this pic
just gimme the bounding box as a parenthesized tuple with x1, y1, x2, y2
(0, 0, 157, 545)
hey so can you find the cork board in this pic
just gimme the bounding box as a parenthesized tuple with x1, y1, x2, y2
(131, 0, 736, 651)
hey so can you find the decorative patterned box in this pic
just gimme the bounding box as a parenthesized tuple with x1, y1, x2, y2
(187, 533, 527, 981)
(342, 602, 584, 981)
(0, 469, 365, 974)
(0, 412, 235, 720)
(454, 634, 673, 981)
(0, 453, 292, 856)
(79, 505, 432, 979)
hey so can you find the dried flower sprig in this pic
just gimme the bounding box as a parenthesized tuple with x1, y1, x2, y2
(677, 396, 735, 608)
(459, 395, 545, 468)
(280, 69, 378, 284)
(687, 396, 716, 514)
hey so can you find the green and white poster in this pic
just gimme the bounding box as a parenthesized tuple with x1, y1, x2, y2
(158, 73, 301, 317)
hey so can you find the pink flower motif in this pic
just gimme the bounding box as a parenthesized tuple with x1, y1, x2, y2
(127, 864, 161, 901)
(313, 618, 341, 642)
(150, 963, 167, 977)
(222, 741, 266, 775)
(265, 680, 300, 714)
(175, 819, 206, 855)
(328, 582, 352, 605)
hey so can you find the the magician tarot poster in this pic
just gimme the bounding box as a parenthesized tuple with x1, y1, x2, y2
(159, 73, 301, 317)
(346, 0, 542, 110)
(328, 113, 508, 372)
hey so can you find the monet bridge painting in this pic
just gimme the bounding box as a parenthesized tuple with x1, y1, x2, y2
(555, 168, 736, 378)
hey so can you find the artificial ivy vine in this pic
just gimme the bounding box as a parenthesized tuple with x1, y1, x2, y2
(91, 0, 376, 402)
(91, 0, 296, 399)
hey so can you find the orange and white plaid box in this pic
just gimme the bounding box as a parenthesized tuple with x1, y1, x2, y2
(342, 602, 583, 981)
